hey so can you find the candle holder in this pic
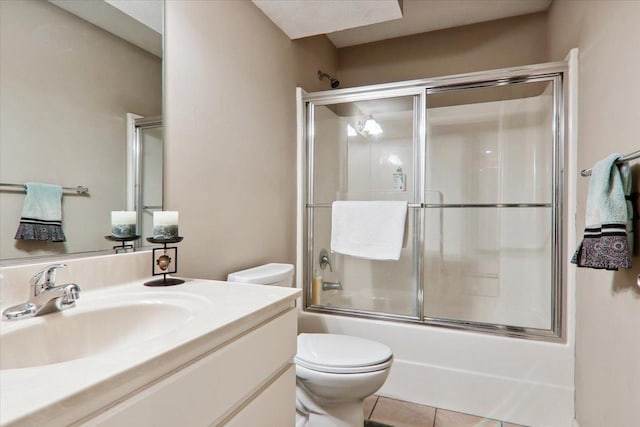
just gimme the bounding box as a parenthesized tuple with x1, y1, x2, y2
(144, 236, 185, 286)
(105, 235, 141, 253)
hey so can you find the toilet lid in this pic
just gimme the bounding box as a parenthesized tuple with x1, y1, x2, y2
(295, 333, 393, 374)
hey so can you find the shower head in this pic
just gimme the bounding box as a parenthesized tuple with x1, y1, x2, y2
(318, 70, 340, 89)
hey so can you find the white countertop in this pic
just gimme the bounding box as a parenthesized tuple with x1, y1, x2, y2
(0, 279, 300, 426)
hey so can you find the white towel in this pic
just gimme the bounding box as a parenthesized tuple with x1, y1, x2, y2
(330, 201, 407, 260)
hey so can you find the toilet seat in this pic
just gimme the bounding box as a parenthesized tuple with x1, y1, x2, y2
(295, 333, 393, 374)
(296, 356, 393, 374)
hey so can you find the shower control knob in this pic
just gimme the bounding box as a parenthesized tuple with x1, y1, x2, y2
(319, 248, 333, 272)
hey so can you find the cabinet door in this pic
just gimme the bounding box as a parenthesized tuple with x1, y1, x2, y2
(81, 309, 297, 426)
(224, 365, 296, 427)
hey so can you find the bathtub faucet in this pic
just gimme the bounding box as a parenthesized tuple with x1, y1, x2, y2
(322, 281, 343, 291)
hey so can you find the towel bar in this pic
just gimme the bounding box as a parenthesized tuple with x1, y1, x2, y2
(0, 182, 88, 194)
(307, 203, 422, 208)
(580, 150, 640, 177)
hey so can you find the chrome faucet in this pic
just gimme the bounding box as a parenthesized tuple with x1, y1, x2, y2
(318, 249, 341, 290)
(319, 248, 333, 272)
(2, 264, 81, 321)
(322, 281, 343, 291)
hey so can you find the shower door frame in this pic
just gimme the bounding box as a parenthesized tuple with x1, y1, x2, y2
(301, 61, 567, 341)
(132, 116, 163, 247)
(305, 87, 427, 323)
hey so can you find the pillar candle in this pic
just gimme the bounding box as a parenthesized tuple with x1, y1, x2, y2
(111, 211, 136, 238)
(153, 211, 179, 239)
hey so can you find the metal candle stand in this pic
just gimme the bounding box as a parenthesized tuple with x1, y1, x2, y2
(144, 236, 185, 286)
(105, 235, 141, 253)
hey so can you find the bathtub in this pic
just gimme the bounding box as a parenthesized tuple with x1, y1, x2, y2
(297, 308, 574, 427)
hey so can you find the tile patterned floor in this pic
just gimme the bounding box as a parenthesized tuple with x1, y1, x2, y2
(364, 396, 527, 427)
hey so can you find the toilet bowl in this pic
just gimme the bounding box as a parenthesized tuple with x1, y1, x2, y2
(295, 333, 392, 427)
(227, 264, 394, 427)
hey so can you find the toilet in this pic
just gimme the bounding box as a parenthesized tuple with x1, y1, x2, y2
(227, 263, 393, 427)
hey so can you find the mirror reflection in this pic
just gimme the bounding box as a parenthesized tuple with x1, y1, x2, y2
(0, 0, 163, 261)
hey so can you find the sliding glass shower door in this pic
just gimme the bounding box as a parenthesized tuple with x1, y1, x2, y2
(307, 90, 424, 318)
(134, 117, 163, 242)
(423, 80, 558, 331)
(303, 65, 564, 339)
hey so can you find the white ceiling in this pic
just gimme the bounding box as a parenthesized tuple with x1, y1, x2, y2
(48, 0, 552, 57)
(105, 0, 163, 34)
(253, 0, 552, 48)
(252, 0, 403, 40)
(49, 0, 162, 57)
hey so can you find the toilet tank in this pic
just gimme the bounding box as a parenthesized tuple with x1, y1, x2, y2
(227, 263, 294, 287)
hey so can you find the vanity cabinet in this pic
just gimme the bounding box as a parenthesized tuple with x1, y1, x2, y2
(80, 309, 297, 426)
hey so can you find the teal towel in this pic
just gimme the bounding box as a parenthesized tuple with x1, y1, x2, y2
(620, 160, 634, 251)
(14, 182, 66, 242)
(571, 154, 632, 270)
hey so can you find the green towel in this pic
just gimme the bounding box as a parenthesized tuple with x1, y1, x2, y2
(571, 154, 632, 270)
(14, 182, 66, 242)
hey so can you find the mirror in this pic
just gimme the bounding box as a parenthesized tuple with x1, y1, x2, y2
(0, 0, 163, 261)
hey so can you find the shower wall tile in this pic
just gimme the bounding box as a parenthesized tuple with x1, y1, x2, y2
(368, 137, 413, 194)
(426, 93, 552, 205)
(346, 135, 370, 195)
(313, 106, 344, 202)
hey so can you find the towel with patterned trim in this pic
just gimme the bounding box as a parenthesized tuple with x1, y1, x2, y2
(14, 183, 66, 242)
(571, 154, 632, 270)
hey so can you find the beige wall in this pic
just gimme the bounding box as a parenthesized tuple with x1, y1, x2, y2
(293, 35, 339, 93)
(164, 1, 337, 280)
(0, 0, 161, 260)
(164, 3, 639, 423)
(337, 12, 547, 87)
(548, 2, 640, 427)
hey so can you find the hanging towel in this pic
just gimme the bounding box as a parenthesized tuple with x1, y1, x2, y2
(621, 161, 635, 253)
(14, 183, 66, 242)
(571, 154, 632, 270)
(331, 201, 407, 261)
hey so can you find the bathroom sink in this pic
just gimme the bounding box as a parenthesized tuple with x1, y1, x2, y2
(0, 291, 204, 370)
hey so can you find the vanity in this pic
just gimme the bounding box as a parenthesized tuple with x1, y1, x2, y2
(0, 252, 301, 426)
